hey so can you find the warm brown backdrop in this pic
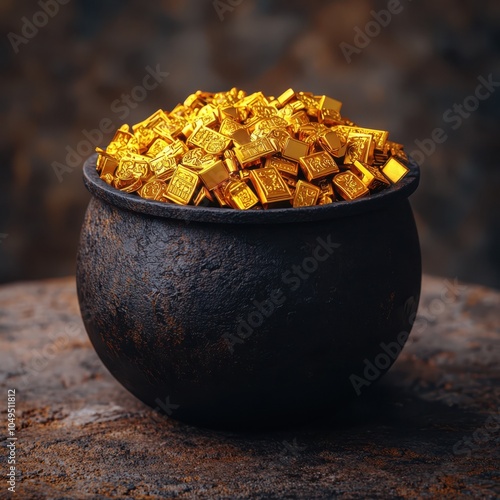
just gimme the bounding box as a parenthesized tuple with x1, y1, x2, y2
(1, 0, 499, 288)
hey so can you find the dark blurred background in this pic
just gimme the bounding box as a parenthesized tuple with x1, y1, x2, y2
(1, 0, 499, 288)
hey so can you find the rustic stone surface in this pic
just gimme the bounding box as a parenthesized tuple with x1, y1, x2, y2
(0, 275, 498, 499)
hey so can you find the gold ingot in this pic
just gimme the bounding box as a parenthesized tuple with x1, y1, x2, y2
(212, 184, 230, 207)
(296, 92, 320, 116)
(187, 125, 231, 155)
(165, 165, 199, 205)
(150, 154, 177, 181)
(266, 128, 291, 151)
(100, 173, 114, 185)
(234, 137, 277, 167)
(223, 150, 239, 173)
(146, 138, 170, 158)
(181, 148, 218, 169)
(198, 160, 230, 190)
(283, 176, 297, 190)
(299, 151, 339, 181)
(293, 180, 321, 207)
(350, 160, 389, 192)
(113, 176, 143, 193)
(344, 133, 374, 164)
(253, 116, 289, 136)
(115, 156, 146, 180)
(97, 154, 118, 176)
(138, 179, 168, 200)
(264, 156, 299, 177)
(249, 167, 292, 206)
(161, 139, 188, 160)
(193, 186, 215, 207)
(319, 130, 341, 154)
(334, 125, 388, 151)
(318, 195, 334, 205)
(381, 157, 410, 183)
(251, 105, 278, 118)
(219, 118, 244, 137)
(110, 125, 134, 148)
(282, 137, 309, 162)
(333, 172, 369, 200)
(226, 180, 259, 210)
(231, 128, 252, 145)
(288, 111, 310, 131)
(317, 178, 334, 197)
(319, 95, 342, 114)
(276, 88, 295, 107)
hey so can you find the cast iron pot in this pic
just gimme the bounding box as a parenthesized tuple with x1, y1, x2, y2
(77, 154, 421, 429)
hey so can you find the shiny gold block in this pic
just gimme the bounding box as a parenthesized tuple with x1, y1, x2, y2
(282, 137, 309, 162)
(264, 156, 299, 177)
(344, 133, 373, 164)
(198, 160, 230, 190)
(138, 179, 168, 200)
(381, 157, 410, 183)
(150, 154, 177, 181)
(299, 151, 339, 181)
(115, 156, 150, 180)
(350, 160, 389, 192)
(226, 180, 259, 210)
(319, 130, 341, 154)
(187, 125, 231, 155)
(223, 150, 239, 173)
(181, 148, 217, 169)
(234, 137, 276, 167)
(231, 128, 252, 145)
(254, 116, 289, 136)
(335, 125, 388, 151)
(276, 88, 295, 107)
(219, 118, 243, 137)
(249, 167, 292, 206)
(113, 176, 143, 193)
(193, 186, 215, 207)
(317, 178, 334, 197)
(146, 138, 170, 158)
(319, 95, 342, 114)
(97, 154, 118, 176)
(293, 180, 321, 207)
(318, 194, 334, 205)
(266, 128, 291, 151)
(162, 139, 188, 160)
(333, 172, 369, 200)
(165, 165, 199, 205)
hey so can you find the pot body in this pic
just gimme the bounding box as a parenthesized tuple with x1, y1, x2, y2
(76, 189, 421, 428)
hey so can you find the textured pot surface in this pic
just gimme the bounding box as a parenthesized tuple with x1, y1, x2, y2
(77, 155, 421, 428)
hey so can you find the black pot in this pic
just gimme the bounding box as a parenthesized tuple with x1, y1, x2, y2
(77, 154, 421, 429)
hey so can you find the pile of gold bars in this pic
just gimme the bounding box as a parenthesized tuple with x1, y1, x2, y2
(96, 88, 410, 209)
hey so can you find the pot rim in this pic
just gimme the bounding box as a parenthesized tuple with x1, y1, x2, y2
(83, 153, 419, 224)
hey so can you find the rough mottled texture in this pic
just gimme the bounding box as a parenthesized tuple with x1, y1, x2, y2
(0, 276, 499, 498)
(76, 159, 420, 427)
